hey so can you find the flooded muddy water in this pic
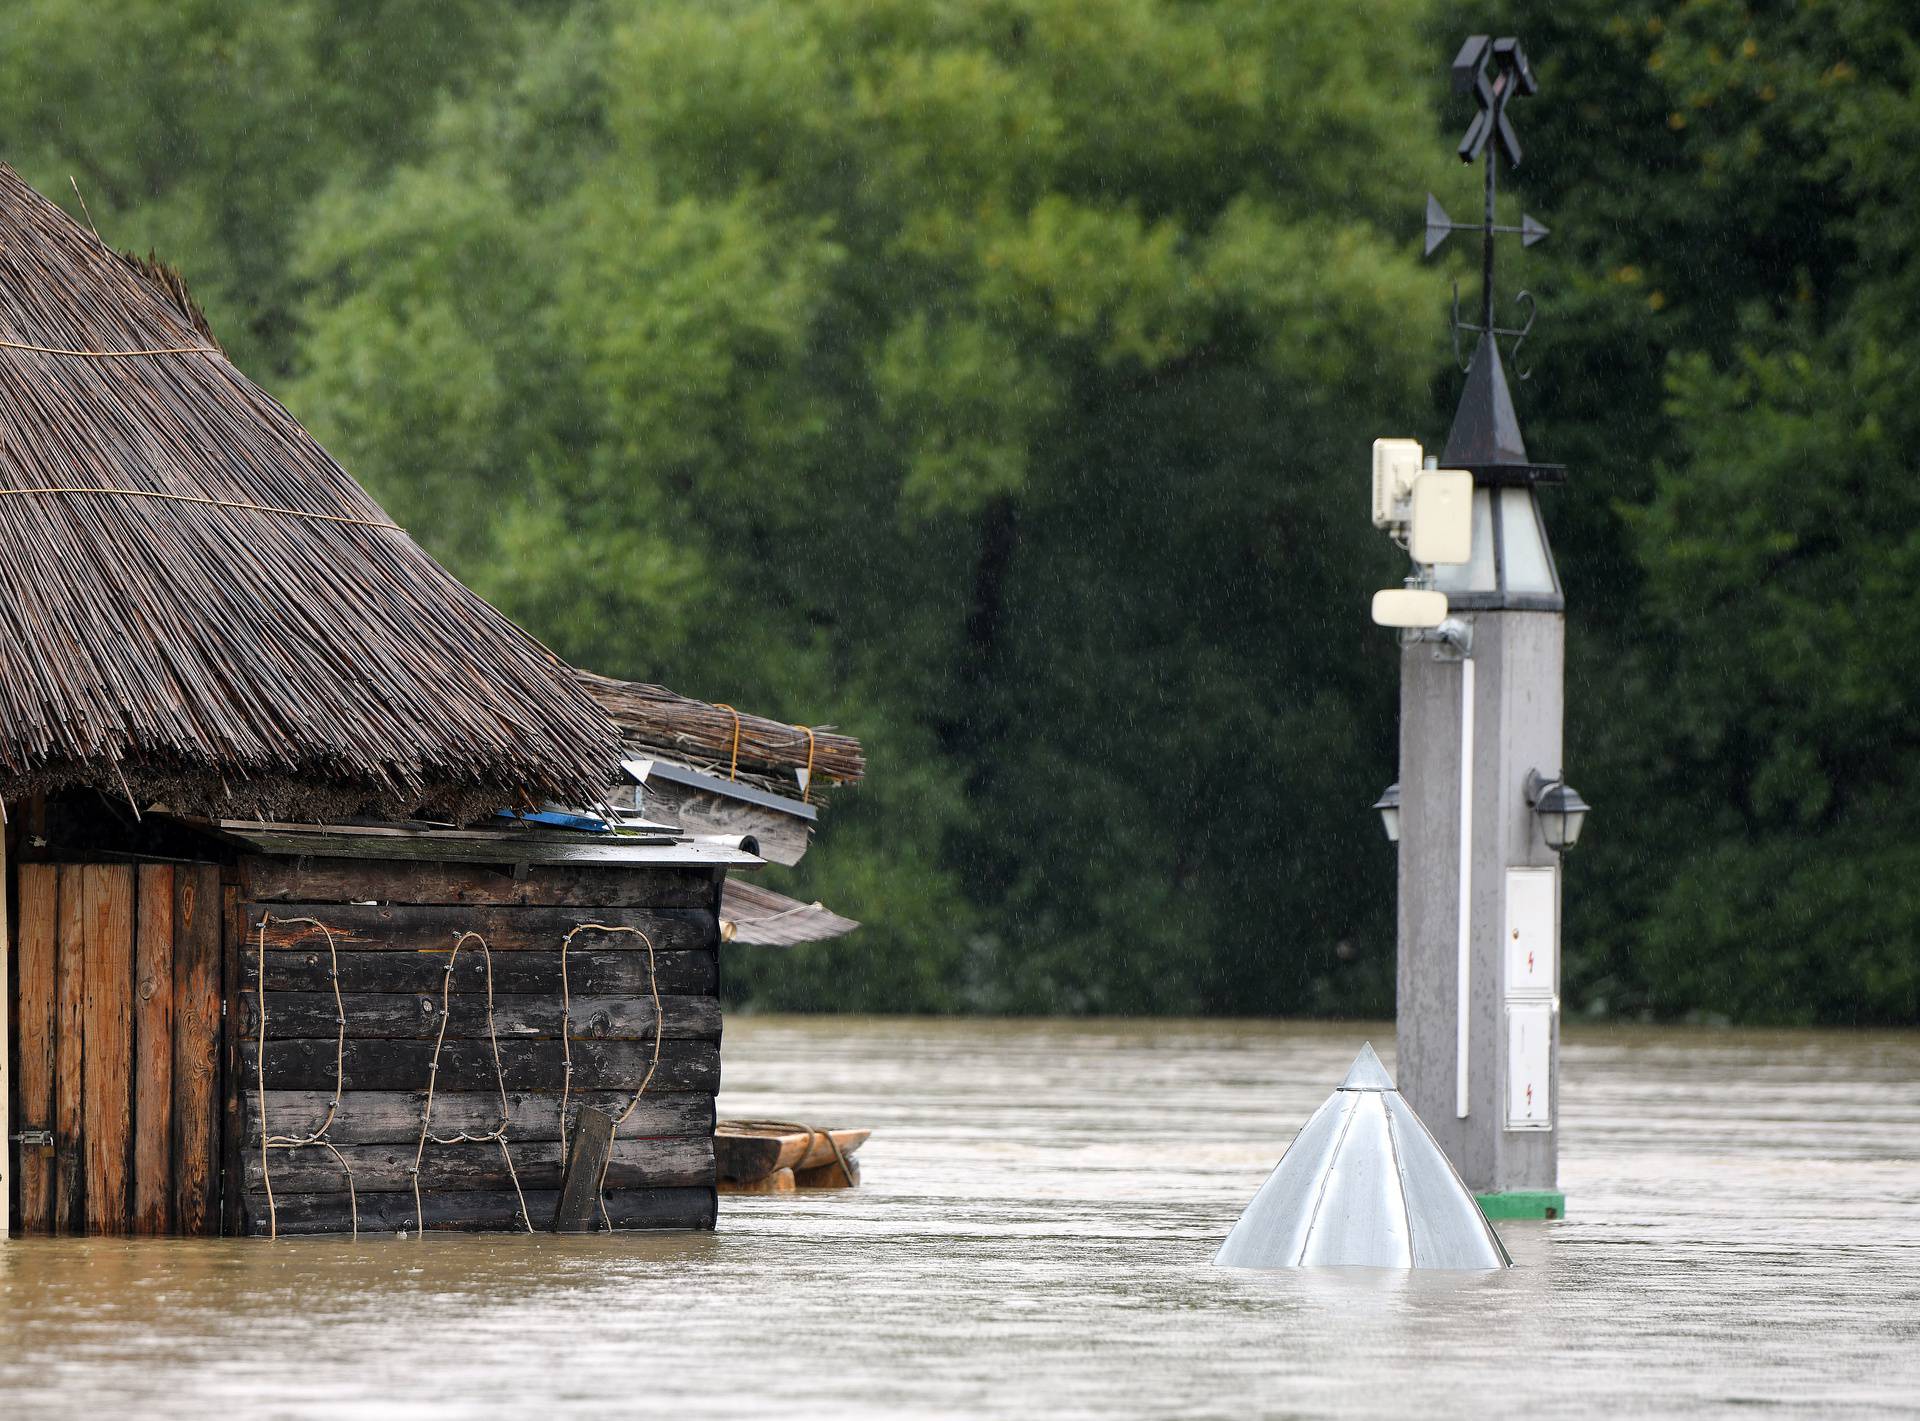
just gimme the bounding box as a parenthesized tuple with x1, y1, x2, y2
(0, 1017, 1915, 1418)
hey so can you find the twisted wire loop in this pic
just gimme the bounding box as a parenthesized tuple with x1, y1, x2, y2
(556, 922, 663, 1231)
(255, 915, 357, 1241)
(410, 930, 532, 1237)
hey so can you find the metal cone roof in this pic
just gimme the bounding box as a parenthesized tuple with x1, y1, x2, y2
(1214, 1046, 1512, 1270)
(1338, 1041, 1395, 1091)
(1443, 334, 1529, 468)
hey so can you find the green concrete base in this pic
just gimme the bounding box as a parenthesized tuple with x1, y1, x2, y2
(1475, 1190, 1565, 1221)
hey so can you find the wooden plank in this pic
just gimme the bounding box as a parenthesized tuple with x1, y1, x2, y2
(221, 882, 246, 1239)
(240, 1036, 720, 1094)
(720, 1168, 795, 1195)
(795, 1155, 860, 1189)
(225, 830, 738, 868)
(54, 866, 89, 1233)
(129, 864, 175, 1235)
(250, 1185, 716, 1236)
(14, 864, 59, 1233)
(0, 807, 9, 1239)
(247, 947, 717, 997)
(237, 991, 720, 1042)
(241, 858, 717, 909)
(80, 865, 134, 1235)
(244, 903, 715, 954)
(551, 1107, 617, 1230)
(715, 1125, 870, 1183)
(171, 865, 222, 1236)
(242, 1089, 714, 1146)
(722, 878, 861, 947)
(241, 1130, 710, 1196)
(215, 818, 676, 845)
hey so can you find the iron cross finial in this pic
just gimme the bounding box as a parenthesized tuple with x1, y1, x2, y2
(1452, 35, 1536, 166)
(1423, 36, 1551, 378)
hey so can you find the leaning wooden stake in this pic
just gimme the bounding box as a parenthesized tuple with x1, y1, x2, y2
(551, 1107, 615, 1232)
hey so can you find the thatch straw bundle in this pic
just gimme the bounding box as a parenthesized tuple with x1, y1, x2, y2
(0, 165, 617, 816)
(575, 671, 864, 789)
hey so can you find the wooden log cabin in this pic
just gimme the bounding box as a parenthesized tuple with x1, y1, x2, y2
(11, 813, 750, 1237)
(0, 164, 860, 1238)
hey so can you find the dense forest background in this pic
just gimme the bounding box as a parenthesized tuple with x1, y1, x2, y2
(0, 0, 1912, 1024)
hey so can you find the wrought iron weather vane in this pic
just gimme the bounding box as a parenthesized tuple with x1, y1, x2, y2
(1426, 36, 1549, 379)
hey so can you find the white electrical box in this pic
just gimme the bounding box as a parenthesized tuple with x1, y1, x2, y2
(1505, 1003, 1553, 1130)
(1370, 587, 1449, 629)
(1370, 438, 1424, 528)
(1409, 469, 1474, 565)
(1504, 867, 1557, 998)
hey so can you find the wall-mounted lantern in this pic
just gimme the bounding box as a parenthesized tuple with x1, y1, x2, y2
(1373, 782, 1402, 843)
(1524, 769, 1589, 853)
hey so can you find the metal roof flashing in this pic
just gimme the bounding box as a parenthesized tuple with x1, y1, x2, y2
(1214, 1046, 1512, 1270)
(193, 817, 764, 869)
(622, 758, 819, 822)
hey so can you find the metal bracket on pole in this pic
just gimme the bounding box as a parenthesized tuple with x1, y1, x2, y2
(1400, 616, 1473, 660)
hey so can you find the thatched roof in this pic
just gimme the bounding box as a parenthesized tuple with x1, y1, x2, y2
(0, 165, 618, 816)
(575, 670, 864, 793)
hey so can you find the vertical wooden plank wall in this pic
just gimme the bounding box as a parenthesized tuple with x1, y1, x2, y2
(53, 865, 86, 1232)
(14, 866, 57, 1232)
(0, 807, 9, 1241)
(236, 857, 722, 1235)
(8, 863, 223, 1235)
(80, 866, 133, 1234)
(220, 883, 244, 1241)
(173, 867, 222, 1235)
(132, 864, 174, 1234)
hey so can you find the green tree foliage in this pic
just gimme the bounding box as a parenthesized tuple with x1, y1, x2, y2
(279, 0, 1443, 1014)
(5, 0, 1907, 1022)
(0, 0, 567, 371)
(1465, 0, 1920, 1023)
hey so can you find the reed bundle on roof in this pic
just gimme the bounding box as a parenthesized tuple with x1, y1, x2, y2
(0, 165, 618, 816)
(575, 670, 864, 788)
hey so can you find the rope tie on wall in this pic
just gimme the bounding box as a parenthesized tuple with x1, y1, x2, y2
(557, 922, 663, 1232)
(410, 931, 531, 1237)
(254, 914, 358, 1242)
(252, 913, 664, 1238)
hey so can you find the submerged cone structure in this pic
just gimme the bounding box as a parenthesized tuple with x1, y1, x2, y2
(1214, 1044, 1511, 1270)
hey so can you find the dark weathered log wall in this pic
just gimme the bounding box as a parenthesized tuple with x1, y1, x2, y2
(230, 856, 721, 1236)
(8, 862, 223, 1235)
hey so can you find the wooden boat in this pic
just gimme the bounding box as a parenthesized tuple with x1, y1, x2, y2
(795, 1156, 859, 1189)
(715, 1120, 869, 1187)
(725, 1167, 796, 1195)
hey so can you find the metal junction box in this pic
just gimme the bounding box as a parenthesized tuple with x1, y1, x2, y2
(1505, 1003, 1553, 1130)
(1504, 867, 1556, 997)
(1503, 866, 1557, 1132)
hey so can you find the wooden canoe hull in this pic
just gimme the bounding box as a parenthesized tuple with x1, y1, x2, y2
(714, 1121, 869, 1183)
(795, 1155, 859, 1189)
(718, 1167, 795, 1195)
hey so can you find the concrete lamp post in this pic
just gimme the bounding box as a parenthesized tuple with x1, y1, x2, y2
(1365, 34, 1578, 1223)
